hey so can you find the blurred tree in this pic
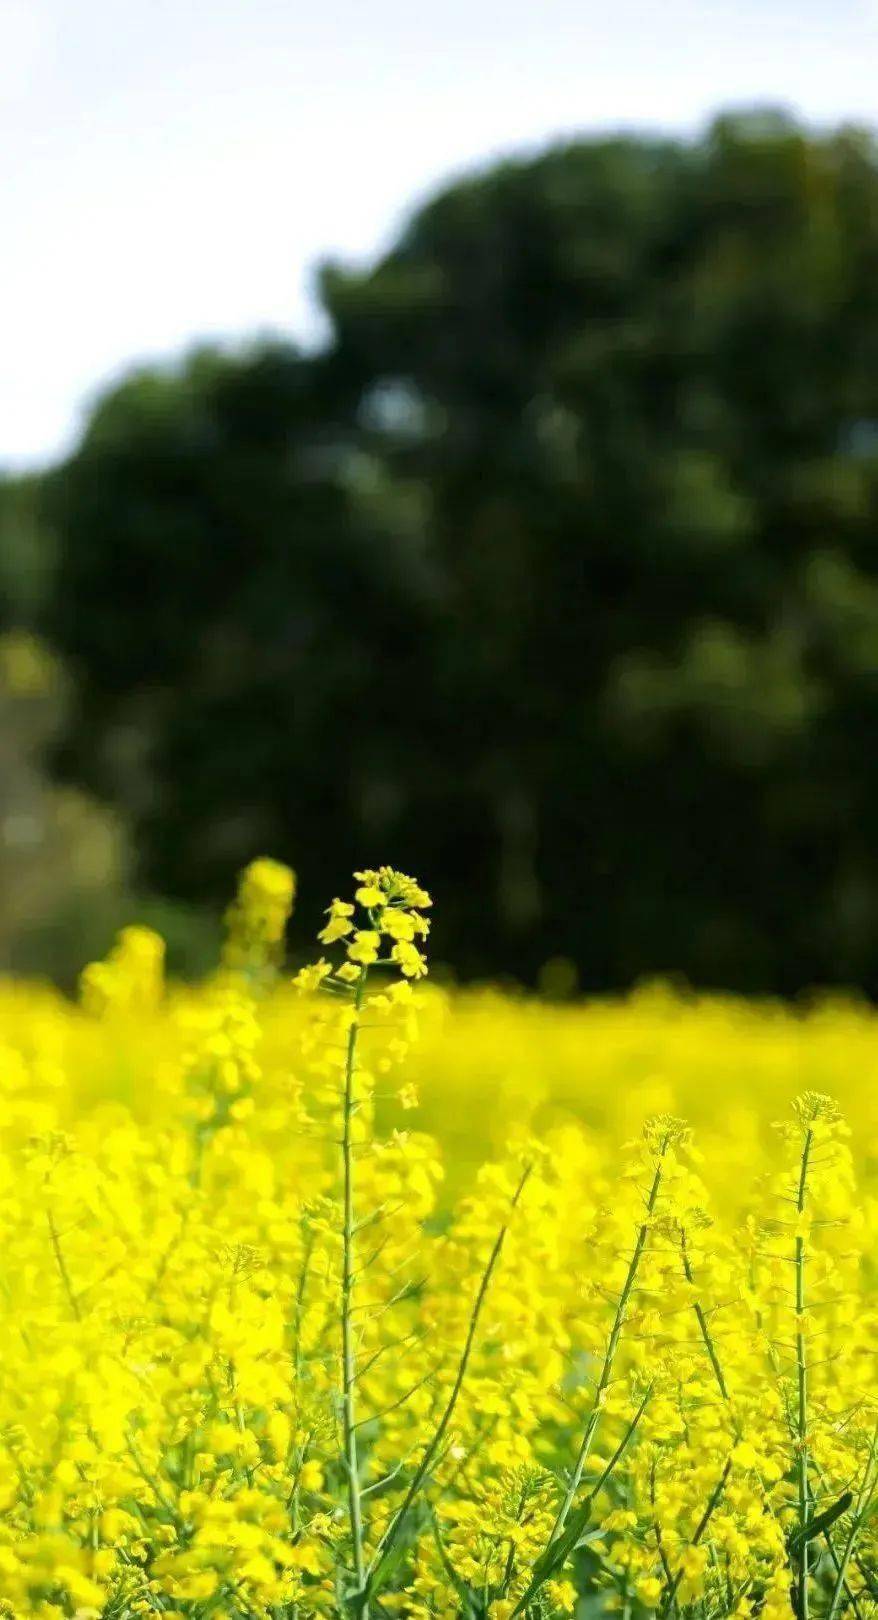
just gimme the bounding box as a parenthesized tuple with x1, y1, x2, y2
(44, 344, 437, 934)
(39, 112, 878, 991)
(0, 473, 55, 628)
(0, 631, 217, 982)
(0, 631, 124, 977)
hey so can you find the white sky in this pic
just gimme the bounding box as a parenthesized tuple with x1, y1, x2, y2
(3, 0, 878, 469)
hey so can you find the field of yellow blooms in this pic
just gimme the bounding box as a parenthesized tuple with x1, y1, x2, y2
(1, 859, 877, 1620)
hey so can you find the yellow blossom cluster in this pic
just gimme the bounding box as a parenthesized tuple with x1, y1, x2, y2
(222, 857, 297, 977)
(0, 859, 875, 1618)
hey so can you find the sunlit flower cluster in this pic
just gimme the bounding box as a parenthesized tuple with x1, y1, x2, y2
(0, 860, 875, 1618)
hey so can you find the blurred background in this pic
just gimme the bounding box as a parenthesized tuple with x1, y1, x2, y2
(4, 0, 878, 992)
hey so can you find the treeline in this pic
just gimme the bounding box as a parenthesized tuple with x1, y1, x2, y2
(6, 109, 878, 992)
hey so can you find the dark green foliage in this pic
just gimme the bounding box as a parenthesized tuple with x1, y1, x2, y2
(25, 112, 878, 990)
(0, 473, 54, 628)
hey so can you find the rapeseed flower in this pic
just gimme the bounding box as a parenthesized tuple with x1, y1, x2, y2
(0, 861, 873, 1616)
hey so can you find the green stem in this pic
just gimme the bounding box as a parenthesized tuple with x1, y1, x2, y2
(364, 1163, 532, 1603)
(680, 1230, 732, 1412)
(549, 1140, 668, 1546)
(46, 1208, 82, 1321)
(661, 1456, 732, 1615)
(826, 1424, 878, 1620)
(826, 1522, 865, 1620)
(666, 1229, 739, 1611)
(342, 967, 369, 1614)
(510, 1383, 653, 1619)
(795, 1127, 813, 1620)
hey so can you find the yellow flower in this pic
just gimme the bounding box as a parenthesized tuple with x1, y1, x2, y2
(347, 929, 381, 964)
(391, 940, 428, 978)
(293, 957, 332, 991)
(355, 884, 385, 908)
(0, 857, 873, 1620)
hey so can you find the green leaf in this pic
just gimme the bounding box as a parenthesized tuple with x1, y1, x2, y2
(789, 1492, 853, 1555)
(574, 1526, 607, 1550)
(515, 1500, 593, 1611)
(359, 1534, 412, 1606)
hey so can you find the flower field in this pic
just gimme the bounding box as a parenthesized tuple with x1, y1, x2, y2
(1, 862, 877, 1619)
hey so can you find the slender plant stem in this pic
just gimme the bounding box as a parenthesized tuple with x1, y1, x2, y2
(341, 967, 369, 1613)
(826, 1520, 866, 1620)
(653, 1229, 741, 1612)
(47, 1208, 82, 1321)
(795, 1127, 814, 1620)
(548, 1140, 669, 1548)
(661, 1456, 732, 1615)
(680, 1230, 731, 1410)
(288, 1221, 315, 1620)
(510, 1383, 653, 1619)
(364, 1162, 532, 1600)
(651, 1457, 677, 1619)
(826, 1425, 878, 1620)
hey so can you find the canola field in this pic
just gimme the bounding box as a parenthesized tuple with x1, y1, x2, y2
(1, 860, 877, 1620)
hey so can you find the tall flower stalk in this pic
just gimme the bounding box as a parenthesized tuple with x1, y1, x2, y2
(794, 1116, 814, 1620)
(782, 1092, 844, 1620)
(340, 966, 368, 1607)
(551, 1117, 685, 1544)
(515, 1116, 687, 1616)
(793, 1127, 816, 1620)
(296, 867, 432, 1613)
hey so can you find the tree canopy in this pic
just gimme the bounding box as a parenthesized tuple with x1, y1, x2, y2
(24, 110, 878, 991)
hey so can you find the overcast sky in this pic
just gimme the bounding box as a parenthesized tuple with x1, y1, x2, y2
(3, 0, 877, 469)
